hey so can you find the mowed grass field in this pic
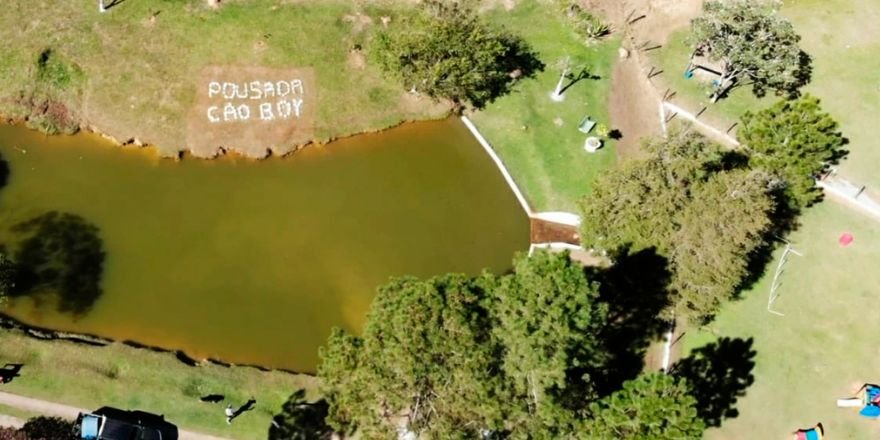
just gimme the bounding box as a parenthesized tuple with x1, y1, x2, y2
(470, 2, 619, 212)
(651, 0, 880, 189)
(683, 203, 880, 439)
(0, 0, 449, 155)
(660, 1, 880, 437)
(0, 331, 316, 438)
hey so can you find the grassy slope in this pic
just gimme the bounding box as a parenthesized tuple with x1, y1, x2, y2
(0, 0, 448, 155)
(470, 2, 618, 212)
(684, 203, 880, 440)
(0, 331, 316, 439)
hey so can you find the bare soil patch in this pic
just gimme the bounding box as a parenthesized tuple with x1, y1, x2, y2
(609, 53, 660, 161)
(530, 218, 580, 245)
(187, 66, 316, 158)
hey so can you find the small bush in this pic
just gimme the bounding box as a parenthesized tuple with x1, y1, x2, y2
(559, 1, 611, 44)
(182, 377, 206, 398)
(97, 362, 125, 380)
(36, 49, 82, 90)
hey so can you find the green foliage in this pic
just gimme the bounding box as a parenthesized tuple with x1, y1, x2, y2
(372, 0, 543, 110)
(268, 389, 333, 440)
(492, 251, 607, 425)
(579, 132, 775, 321)
(182, 377, 207, 398)
(319, 252, 707, 438)
(20, 416, 77, 440)
(558, 1, 611, 44)
(319, 274, 505, 438)
(36, 49, 82, 90)
(689, 0, 808, 99)
(18, 49, 85, 135)
(739, 95, 846, 211)
(671, 170, 774, 317)
(581, 373, 704, 439)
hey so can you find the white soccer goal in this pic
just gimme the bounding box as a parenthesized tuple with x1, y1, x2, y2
(767, 242, 803, 316)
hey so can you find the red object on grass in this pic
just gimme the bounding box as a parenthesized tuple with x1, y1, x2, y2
(839, 233, 854, 246)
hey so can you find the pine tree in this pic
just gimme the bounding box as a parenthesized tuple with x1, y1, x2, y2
(739, 95, 846, 211)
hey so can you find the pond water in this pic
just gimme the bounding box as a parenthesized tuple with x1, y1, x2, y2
(0, 119, 529, 372)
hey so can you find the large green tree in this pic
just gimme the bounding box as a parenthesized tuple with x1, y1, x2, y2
(372, 0, 543, 110)
(580, 373, 705, 439)
(491, 251, 608, 435)
(671, 170, 774, 318)
(319, 274, 505, 439)
(579, 132, 774, 321)
(739, 95, 846, 211)
(690, 0, 809, 101)
(320, 252, 711, 438)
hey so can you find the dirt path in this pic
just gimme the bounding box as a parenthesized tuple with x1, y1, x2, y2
(588, 0, 705, 161)
(609, 53, 660, 161)
(0, 391, 233, 440)
(0, 414, 25, 429)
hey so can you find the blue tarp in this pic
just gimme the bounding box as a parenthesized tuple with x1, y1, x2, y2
(80, 414, 99, 439)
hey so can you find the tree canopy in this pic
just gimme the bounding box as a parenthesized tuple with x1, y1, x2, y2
(689, 0, 809, 101)
(372, 0, 543, 110)
(579, 132, 774, 321)
(319, 252, 708, 438)
(580, 373, 704, 439)
(319, 273, 505, 439)
(739, 94, 846, 211)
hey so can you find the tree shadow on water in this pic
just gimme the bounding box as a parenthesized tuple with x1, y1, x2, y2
(589, 247, 674, 397)
(9, 211, 106, 316)
(671, 337, 756, 428)
(0, 155, 9, 191)
(268, 389, 333, 440)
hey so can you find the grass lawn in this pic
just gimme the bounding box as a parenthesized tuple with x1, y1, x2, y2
(470, 2, 619, 212)
(649, 0, 880, 189)
(665, 1, 880, 437)
(0, 0, 449, 155)
(682, 203, 880, 439)
(0, 331, 317, 438)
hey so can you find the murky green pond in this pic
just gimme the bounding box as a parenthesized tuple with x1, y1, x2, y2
(0, 119, 529, 372)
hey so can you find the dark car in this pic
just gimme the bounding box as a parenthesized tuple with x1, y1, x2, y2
(74, 407, 178, 440)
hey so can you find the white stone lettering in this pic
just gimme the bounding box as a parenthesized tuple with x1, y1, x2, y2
(207, 106, 220, 123)
(237, 104, 251, 120)
(222, 102, 238, 120)
(205, 78, 308, 123)
(263, 82, 276, 99)
(208, 82, 221, 98)
(290, 79, 304, 95)
(222, 83, 237, 100)
(249, 81, 263, 100)
(276, 80, 290, 98)
(259, 102, 274, 121)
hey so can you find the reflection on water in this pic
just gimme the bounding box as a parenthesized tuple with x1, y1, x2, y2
(0, 119, 529, 372)
(10, 211, 105, 316)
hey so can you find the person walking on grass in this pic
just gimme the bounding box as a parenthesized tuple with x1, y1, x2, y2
(225, 404, 234, 424)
